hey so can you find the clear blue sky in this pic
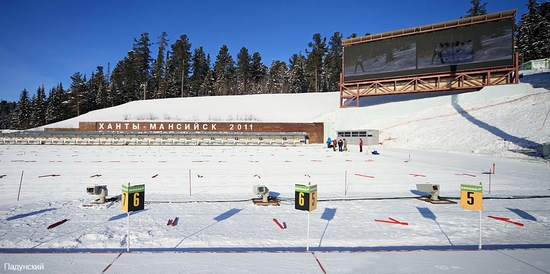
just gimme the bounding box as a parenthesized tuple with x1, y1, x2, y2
(0, 0, 527, 102)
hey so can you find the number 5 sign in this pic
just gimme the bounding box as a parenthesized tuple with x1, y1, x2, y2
(122, 184, 145, 212)
(460, 184, 482, 211)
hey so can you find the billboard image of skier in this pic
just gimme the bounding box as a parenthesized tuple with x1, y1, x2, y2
(343, 18, 514, 82)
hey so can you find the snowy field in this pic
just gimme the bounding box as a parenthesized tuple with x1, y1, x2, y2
(1, 145, 549, 273)
(1, 70, 550, 273)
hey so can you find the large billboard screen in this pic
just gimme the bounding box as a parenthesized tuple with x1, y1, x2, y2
(343, 18, 515, 82)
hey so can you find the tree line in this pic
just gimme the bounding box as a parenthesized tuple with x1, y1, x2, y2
(2, 30, 343, 130)
(2, 0, 548, 130)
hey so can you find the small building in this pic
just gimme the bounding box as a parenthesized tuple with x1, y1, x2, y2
(335, 130, 379, 146)
(519, 58, 549, 71)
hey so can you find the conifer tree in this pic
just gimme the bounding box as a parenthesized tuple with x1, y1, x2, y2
(46, 86, 60, 124)
(465, 0, 488, 17)
(0, 100, 16, 129)
(250, 52, 268, 94)
(93, 66, 110, 109)
(200, 60, 214, 97)
(30, 85, 47, 127)
(109, 59, 125, 105)
(133, 33, 152, 100)
(517, 0, 550, 62)
(168, 34, 197, 97)
(69, 72, 86, 116)
(267, 60, 289, 94)
(305, 33, 327, 92)
(13, 89, 31, 129)
(80, 74, 98, 115)
(151, 32, 169, 99)
(213, 45, 236, 96)
(324, 31, 343, 92)
(110, 53, 139, 104)
(236, 47, 252, 95)
(288, 53, 309, 93)
(166, 34, 192, 97)
(190, 46, 210, 97)
(46, 84, 69, 124)
(28, 93, 38, 127)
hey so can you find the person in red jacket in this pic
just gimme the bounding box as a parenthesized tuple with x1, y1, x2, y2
(359, 138, 364, 153)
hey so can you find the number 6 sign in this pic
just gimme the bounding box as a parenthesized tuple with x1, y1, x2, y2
(122, 184, 145, 212)
(295, 184, 317, 212)
(460, 184, 482, 211)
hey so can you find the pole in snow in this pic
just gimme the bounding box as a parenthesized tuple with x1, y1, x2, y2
(17, 171, 24, 201)
(127, 183, 130, 252)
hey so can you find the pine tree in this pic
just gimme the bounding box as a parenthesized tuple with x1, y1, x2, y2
(305, 33, 327, 92)
(80, 74, 99, 115)
(288, 53, 309, 93)
(324, 31, 343, 92)
(46, 84, 67, 124)
(151, 32, 169, 99)
(133, 33, 152, 100)
(541, 1, 550, 21)
(535, 2, 550, 59)
(110, 54, 139, 104)
(28, 93, 38, 127)
(69, 72, 86, 116)
(29, 85, 47, 127)
(213, 45, 236, 96)
(200, 62, 214, 97)
(110, 59, 126, 104)
(250, 52, 268, 94)
(13, 89, 31, 129)
(190, 46, 210, 97)
(267, 60, 289, 94)
(465, 0, 488, 17)
(0, 100, 16, 129)
(517, 0, 550, 62)
(236, 47, 251, 95)
(166, 34, 192, 97)
(46, 86, 59, 124)
(93, 66, 110, 109)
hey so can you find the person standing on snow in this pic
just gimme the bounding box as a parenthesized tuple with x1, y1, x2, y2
(359, 138, 364, 153)
(337, 138, 343, 152)
(343, 139, 348, 151)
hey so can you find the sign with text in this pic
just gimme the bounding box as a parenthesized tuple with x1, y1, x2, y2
(460, 184, 482, 211)
(295, 184, 317, 212)
(121, 184, 145, 212)
(90, 121, 321, 134)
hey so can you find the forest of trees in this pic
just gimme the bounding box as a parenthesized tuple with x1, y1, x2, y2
(1, 0, 549, 130)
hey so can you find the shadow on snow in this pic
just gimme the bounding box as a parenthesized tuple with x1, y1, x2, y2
(451, 94, 541, 156)
(174, 208, 243, 248)
(6, 208, 56, 221)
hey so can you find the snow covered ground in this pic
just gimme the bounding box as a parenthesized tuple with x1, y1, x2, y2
(1, 70, 549, 273)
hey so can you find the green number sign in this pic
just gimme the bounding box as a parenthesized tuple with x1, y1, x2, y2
(295, 184, 317, 212)
(122, 184, 145, 212)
